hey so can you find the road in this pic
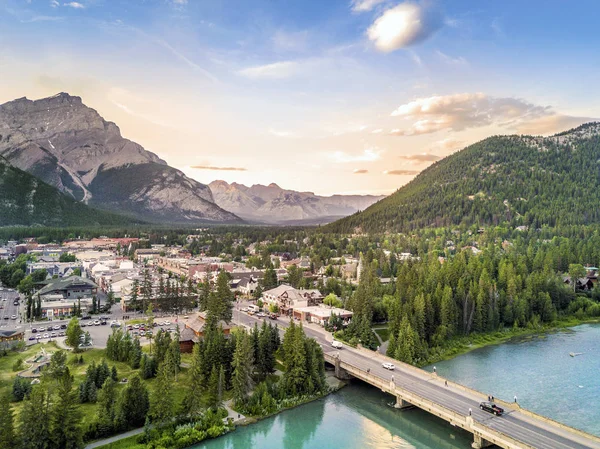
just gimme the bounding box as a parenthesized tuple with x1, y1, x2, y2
(232, 309, 600, 449)
(0, 289, 21, 326)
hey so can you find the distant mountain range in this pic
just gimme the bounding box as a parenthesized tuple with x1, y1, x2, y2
(328, 122, 600, 234)
(0, 93, 241, 224)
(209, 180, 385, 224)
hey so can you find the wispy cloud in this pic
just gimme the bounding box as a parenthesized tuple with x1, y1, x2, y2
(384, 169, 420, 175)
(399, 153, 440, 162)
(353, 169, 369, 174)
(191, 165, 247, 171)
(64, 2, 84, 8)
(238, 61, 299, 79)
(351, 0, 387, 13)
(50, 0, 60, 7)
(329, 148, 382, 163)
(436, 50, 467, 65)
(272, 30, 310, 53)
(367, 2, 443, 52)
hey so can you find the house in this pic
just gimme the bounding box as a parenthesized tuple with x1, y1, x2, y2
(37, 276, 98, 300)
(292, 305, 353, 327)
(236, 276, 261, 295)
(0, 330, 24, 348)
(181, 312, 232, 341)
(262, 285, 323, 315)
(563, 276, 595, 291)
(179, 327, 199, 353)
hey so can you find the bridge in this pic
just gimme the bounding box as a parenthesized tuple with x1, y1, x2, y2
(323, 347, 600, 449)
(233, 310, 600, 449)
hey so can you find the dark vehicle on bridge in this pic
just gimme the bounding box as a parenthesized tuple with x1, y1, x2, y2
(479, 401, 504, 416)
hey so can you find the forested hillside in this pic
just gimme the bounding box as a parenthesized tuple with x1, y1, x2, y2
(328, 123, 600, 233)
(0, 158, 136, 227)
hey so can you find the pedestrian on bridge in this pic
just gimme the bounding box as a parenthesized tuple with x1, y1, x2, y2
(469, 408, 472, 416)
(514, 395, 517, 403)
(391, 375, 394, 383)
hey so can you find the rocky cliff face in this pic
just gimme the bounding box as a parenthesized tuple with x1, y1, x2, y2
(209, 180, 385, 223)
(0, 93, 240, 223)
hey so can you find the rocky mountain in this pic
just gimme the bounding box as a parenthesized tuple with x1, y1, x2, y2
(327, 122, 600, 234)
(209, 180, 385, 224)
(0, 93, 241, 224)
(0, 157, 135, 227)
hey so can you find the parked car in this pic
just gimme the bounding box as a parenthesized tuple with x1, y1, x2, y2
(31, 328, 37, 334)
(60, 324, 67, 329)
(332, 340, 343, 349)
(10, 315, 17, 320)
(479, 402, 504, 416)
(93, 320, 101, 326)
(51, 332, 57, 337)
(269, 313, 278, 320)
(382, 362, 396, 370)
(28, 336, 36, 341)
(53, 325, 60, 331)
(43, 333, 50, 339)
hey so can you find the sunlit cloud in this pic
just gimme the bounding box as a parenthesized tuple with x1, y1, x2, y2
(399, 153, 440, 162)
(329, 148, 382, 163)
(391, 93, 553, 135)
(430, 137, 465, 154)
(384, 169, 420, 175)
(191, 165, 247, 171)
(367, 2, 443, 52)
(515, 114, 594, 136)
(353, 169, 369, 174)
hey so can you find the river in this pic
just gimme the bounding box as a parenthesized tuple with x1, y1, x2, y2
(196, 323, 600, 449)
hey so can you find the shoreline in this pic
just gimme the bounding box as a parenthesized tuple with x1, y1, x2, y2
(92, 373, 347, 449)
(419, 317, 600, 368)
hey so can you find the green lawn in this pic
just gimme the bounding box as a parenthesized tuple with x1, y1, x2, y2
(0, 342, 195, 428)
(373, 325, 390, 342)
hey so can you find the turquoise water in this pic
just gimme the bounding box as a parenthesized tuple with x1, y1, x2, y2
(197, 383, 473, 449)
(425, 323, 600, 436)
(196, 323, 600, 448)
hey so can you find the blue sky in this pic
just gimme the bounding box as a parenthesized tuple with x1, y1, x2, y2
(1, 0, 598, 195)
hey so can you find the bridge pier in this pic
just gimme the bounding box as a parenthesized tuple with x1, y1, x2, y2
(471, 434, 493, 449)
(333, 358, 352, 380)
(394, 396, 413, 410)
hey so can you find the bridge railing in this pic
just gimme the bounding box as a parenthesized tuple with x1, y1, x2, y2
(336, 358, 545, 449)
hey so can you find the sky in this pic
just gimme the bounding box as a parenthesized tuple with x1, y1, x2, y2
(1, 0, 599, 196)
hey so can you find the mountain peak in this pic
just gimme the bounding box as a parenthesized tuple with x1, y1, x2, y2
(268, 182, 281, 188)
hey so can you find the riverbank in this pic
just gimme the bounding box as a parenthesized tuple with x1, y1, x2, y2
(92, 373, 346, 449)
(419, 316, 600, 367)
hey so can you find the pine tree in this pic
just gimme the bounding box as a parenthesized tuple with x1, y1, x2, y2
(130, 278, 140, 311)
(96, 377, 118, 436)
(232, 332, 254, 407)
(0, 394, 16, 448)
(51, 368, 83, 449)
(115, 374, 149, 429)
(282, 321, 307, 396)
(185, 341, 206, 416)
(150, 363, 174, 424)
(206, 366, 221, 410)
(19, 386, 51, 449)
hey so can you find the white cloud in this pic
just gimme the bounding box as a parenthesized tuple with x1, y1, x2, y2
(50, 0, 59, 7)
(238, 61, 299, 79)
(384, 169, 420, 175)
(172, 0, 188, 4)
(371, 128, 383, 134)
(430, 137, 465, 154)
(64, 2, 84, 8)
(367, 2, 442, 52)
(390, 93, 554, 135)
(351, 0, 387, 13)
(329, 148, 382, 163)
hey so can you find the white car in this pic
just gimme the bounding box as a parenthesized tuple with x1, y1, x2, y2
(382, 362, 396, 370)
(164, 321, 171, 326)
(10, 315, 17, 320)
(332, 340, 343, 349)
(43, 333, 50, 339)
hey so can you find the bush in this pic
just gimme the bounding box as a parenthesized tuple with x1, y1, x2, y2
(12, 358, 24, 372)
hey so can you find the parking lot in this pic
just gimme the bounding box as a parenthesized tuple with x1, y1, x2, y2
(0, 289, 21, 326)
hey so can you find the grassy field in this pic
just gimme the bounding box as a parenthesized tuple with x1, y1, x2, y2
(0, 342, 195, 426)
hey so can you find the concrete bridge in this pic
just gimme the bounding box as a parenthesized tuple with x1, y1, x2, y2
(324, 348, 600, 449)
(233, 310, 600, 449)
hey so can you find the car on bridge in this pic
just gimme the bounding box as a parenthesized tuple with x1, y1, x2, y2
(382, 362, 395, 370)
(479, 401, 504, 416)
(332, 340, 343, 349)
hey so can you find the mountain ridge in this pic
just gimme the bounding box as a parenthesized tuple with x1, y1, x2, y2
(209, 180, 385, 224)
(327, 122, 600, 233)
(0, 93, 241, 224)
